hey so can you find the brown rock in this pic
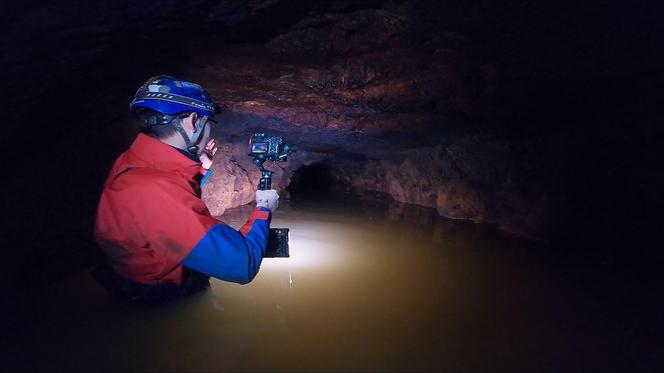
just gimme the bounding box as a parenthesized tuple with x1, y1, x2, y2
(201, 142, 255, 216)
(435, 179, 486, 221)
(201, 140, 328, 216)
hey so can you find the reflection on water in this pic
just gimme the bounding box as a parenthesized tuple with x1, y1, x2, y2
(0, 196, 659, 371)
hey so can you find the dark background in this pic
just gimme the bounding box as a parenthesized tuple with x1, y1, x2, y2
(0, 0, 661, 299)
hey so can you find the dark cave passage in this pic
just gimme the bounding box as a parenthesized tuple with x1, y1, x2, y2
(286, 163, 345, 200)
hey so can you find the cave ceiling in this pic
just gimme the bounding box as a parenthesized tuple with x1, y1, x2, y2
(5, 0, 650, 159)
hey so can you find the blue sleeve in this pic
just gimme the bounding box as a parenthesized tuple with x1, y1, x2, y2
(200, 170, 212, 188)
(181, 207, 271, 284)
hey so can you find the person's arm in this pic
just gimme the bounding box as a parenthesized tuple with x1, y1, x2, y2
(181, 207, 271, 284)
(199, 168, 212, 188)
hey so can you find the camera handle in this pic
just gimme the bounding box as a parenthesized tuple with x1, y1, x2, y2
(252, 157, 273, 190)
(258, 170, 272, 190)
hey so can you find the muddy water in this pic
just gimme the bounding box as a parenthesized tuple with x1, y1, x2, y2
(1, 197, 659, 371)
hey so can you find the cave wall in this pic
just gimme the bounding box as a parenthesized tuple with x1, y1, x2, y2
(0, 0, 661, 294)
(333, 136, 558, 240)
(184, 1, 660, 242)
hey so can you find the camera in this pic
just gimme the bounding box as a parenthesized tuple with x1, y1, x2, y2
(249, 133, 296, 162)
(247, 133, 296, 259)
(248, 133, 296, 190)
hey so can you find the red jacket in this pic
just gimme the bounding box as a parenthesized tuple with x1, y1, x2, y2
(95, 134, 270, 285)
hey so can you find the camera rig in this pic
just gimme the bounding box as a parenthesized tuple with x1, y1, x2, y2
(247, 133, 297, 258)
(248, 133, 297, 190)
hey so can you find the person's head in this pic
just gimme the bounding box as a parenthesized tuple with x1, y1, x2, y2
(135, 109, 213, 153)
(129, 76, 219, 154)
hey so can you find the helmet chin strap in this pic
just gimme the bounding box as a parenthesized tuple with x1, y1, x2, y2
(174, 115, 208, 156)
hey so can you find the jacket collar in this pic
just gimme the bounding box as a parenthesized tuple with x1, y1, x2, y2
(125, 133, 202, 179)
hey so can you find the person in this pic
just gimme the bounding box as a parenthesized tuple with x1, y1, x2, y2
(94, 75, 279, 301)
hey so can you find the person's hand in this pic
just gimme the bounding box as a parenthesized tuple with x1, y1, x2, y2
(256, 189, 279, 212)
(200, 139, 218, 170)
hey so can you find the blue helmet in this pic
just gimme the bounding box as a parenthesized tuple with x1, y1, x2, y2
(129, 75, 217, 118)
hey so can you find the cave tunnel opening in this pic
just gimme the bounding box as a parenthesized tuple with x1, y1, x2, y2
(287, 163, 346, 201)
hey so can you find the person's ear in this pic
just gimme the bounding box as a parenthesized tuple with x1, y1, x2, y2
(182, 112, 198, 132)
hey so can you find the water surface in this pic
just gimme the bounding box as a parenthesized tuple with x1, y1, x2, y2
(1, 197, 659, 371)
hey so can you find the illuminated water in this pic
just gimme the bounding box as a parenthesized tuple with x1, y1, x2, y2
(1, 197, 659, 371)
